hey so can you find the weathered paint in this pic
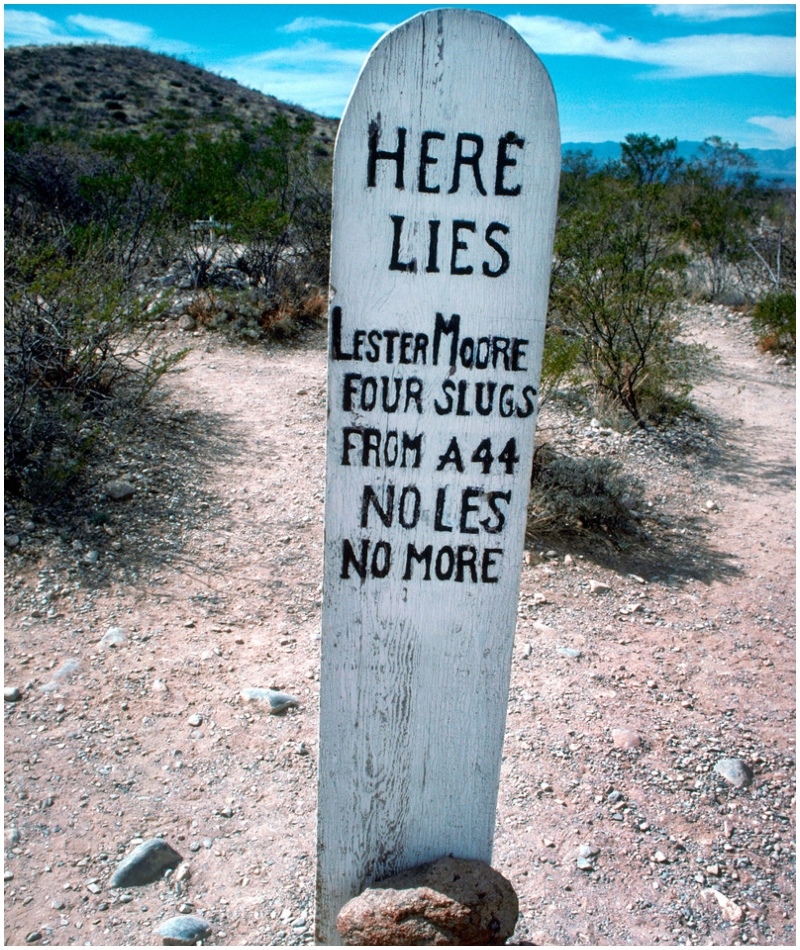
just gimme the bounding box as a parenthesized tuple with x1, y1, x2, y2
(317, 9, 560, 943)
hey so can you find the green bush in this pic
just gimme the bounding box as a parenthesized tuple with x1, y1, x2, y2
(752, 292, 796, 355)
(527, 445, 645, 540)
(4, 242, 185, 502)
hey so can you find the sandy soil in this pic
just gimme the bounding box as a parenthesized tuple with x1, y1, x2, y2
(4, 304, 795, 947)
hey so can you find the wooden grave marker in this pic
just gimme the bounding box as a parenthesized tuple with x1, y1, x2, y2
(317, 9, 560, 943)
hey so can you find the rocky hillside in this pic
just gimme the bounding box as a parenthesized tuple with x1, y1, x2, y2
(4, 43, 337, 151)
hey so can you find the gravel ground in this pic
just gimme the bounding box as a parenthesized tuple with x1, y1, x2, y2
(4, 304, 795, 947)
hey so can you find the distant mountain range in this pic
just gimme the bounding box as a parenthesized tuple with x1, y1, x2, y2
(562, 140, 796, 185)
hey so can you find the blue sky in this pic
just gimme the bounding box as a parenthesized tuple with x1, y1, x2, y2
(4, 3, 796, 149)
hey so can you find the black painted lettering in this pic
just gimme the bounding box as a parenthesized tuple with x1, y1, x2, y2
(459, 488, 481, 535)
(499, 384, 516, 418)
(371, 541, 392, 578)
(398, 486, 421, 528)
(481, 548, 503, 583)
(361, 484, 394, 528)
(419, 131, 445, 192)
(511, 337, 529, 372)
(480, 491, 511, 534)
(516, 385, 538, 418)
(434, 378, 455, 415)
(331, 306, 352, 360)
(456, 545, 478, 583)
(400, 431, 423, 468)
(389, 215, 416, 272)
(449, 133, 487, 195)
(341, 538, 368, 579)
(434, 487, 453, 532)
(367, 123, 406, 188)
(426, 219, 441, 273)
(483, 222, 510, 277)
(451, 220, 476, 275)
(433, 312, 460, 367)
(435, 546, 455, 580)
(474, 382, 496, 416)
(495, 132, 524, 196)
(436, 437, 464, 472)
(403, 543, 432, 580)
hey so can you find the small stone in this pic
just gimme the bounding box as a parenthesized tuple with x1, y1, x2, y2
(336, 856, 518, 946)
(83, 550, 100, 564)
(110, 838, 183, 888)
(563, 554, 574, 567)
(4, 686, 22, 702)
(557, 646, 581, 659)
(177, 903, 194, 914)
(25, 932, 42, 944)
(577, 844, 600, 858)
(5, 534, 21, 549)
(187, 714, 203, 728)
(177, 314, 197, 332)
(106, 480, 135, 501)
(702, 887, 744, 922)
(51, 899, 65, 910)
(4, 870, 14, 881)
(101, 627, 126, 648)
(714, 758, 753, 788)
(611, 728, 642, 750)
(706, 864, 721, 876)
(576, 856, 594, 871)
(155, 914, 211, 945)
(653, 851, 668, 864)
(240, 687, 299, 713)
(589, 579, 611, 594)
(521, 643, 532, 658)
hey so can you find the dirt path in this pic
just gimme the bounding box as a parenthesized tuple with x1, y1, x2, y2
(4, 309, 795, 947)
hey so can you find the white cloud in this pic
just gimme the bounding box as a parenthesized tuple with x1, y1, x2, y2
(652, 5, 791, 22)
(210, 40, 369, 116)
(747, 114, 796, 148)
(280, 17, 392, 35)
(4, 9, 72, 45)
(3, 9, 192, 54)
(67, 14, 156, 47)
(505, 14, 795, 78)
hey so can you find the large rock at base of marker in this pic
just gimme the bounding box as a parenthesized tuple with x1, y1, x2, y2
(110, 838, 183, 887)
(336, 856, 518, 946)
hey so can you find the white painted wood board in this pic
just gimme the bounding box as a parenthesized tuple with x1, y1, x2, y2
(316, 9, 560, 944)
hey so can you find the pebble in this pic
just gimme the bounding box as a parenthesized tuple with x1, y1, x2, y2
(611, 728, 642, 750)
(100, 627, 126, 648)
(240, 687, 299, 713)
(187, 714, 203, 727)
(589, 580, 611, 594)
(4, 686, 22, 702)
(155, 914, 211, 945)
(653, 851, 668, 864)
(177, 314, 197, 332)
(714, 758, 754, 788)
(110, 838, 183, 888)
(106, 480, 136, 501)
(25, 932, 42, 944)
(702, 887, 744, 922)
(5, 534, 21, 549)
(557, 646, 581, 659)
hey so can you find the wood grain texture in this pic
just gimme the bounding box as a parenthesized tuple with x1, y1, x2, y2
(316, 9, 560, 943)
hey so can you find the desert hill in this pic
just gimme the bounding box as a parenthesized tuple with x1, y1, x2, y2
(4, 43, 338, 150)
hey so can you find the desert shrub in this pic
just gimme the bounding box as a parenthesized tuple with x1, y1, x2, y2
(752, 292, 796, 355)
(527, 444, 645, 540)
(182, 286, 325, 343)
(4, 241, 185, 502)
